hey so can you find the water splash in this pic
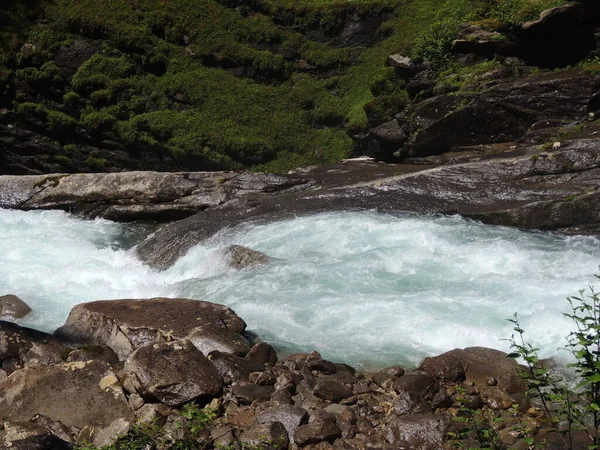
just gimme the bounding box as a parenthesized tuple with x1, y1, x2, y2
(1, 208, 599, 368)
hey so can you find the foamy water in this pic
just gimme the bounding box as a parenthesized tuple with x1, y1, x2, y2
(2, 208, 599, 368)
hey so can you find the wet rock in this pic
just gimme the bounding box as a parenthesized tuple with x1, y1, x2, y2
(223, 245, 270, 269)
(420, 352, 466, 382)
(134, 404, 173, 427)
(54, 298, 246, 360)
(392, 391, 432, 416)
(383, 414, 448, 450)
(249, 370, 277, 385)
(208, 351, 265, 384)
(231, 384, 274, 405)
(0, 360, 134, 429)
(392, 373, 439, 399)
(186, 324, 251, 356)
(371, 366, 405, 389)
(313, 378, 353, 403)
(124, 340, 223, 406)
(257, 405, 309, 440)
(0, 295, 32, 319)
(246, 342, 278, 365)
(294, 420, 342, 447)
(239, 421, 288, 449)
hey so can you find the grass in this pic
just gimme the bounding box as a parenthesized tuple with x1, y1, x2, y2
(0, 0, 576, 172)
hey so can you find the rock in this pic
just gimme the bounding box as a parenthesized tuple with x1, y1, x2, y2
(3, 421, 73, 450)
(0, 295, 32, 319)
(186, 324, 251, 356)
(208, 351, 265, 384)
(392, 373, 439, 399)
(294, 420, 341, 447)
(0, 171, 311, 222)
(54, 298, 246, 360)
(0, 321, 61, 369)
(231, 384, 274, 405)
(0, 360, 134, 429)
(383, 414, 448, 450)
(420, 352, 466, 382)
(124, 340, 223, 406)
(134, 404, 173, 426)
(313, 378, 353, 403)
(22, 343, 67, 368)
(392, 391, 432, 416)
(246, 342, 278, 365)
(66, 345, 119, 365)
(520, 3, 600, 68)
(257, 406, 309, 440)
(239, 422, 288, 450)
(371, 366, 405, 389)
(223, 245, 269, 269)
(79, 418, 132, 448)
(54, 40, 99, 72)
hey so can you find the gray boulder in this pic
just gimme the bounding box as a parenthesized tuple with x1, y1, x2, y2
(54, 298, 246, 360)
(383, 414, 449, 450)
(186, 324, 251, 356)
(124, 340, 223, 406)
(0, 360, 134, 429)
(0, 294, 32, 319)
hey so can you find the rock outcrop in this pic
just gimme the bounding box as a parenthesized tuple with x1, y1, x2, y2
(54, 297, 247, 359)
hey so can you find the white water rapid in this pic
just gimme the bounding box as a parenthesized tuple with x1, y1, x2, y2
(2, 208, 600, 369)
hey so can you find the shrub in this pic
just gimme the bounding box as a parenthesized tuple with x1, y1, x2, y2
(81, 110, 117, 133)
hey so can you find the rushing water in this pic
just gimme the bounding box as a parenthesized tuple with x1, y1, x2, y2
(2, 208, 600, 369)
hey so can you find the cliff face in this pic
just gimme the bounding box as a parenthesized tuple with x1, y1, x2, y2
(1, 0, 599, 175)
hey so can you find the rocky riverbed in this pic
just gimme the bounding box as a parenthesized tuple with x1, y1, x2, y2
(0, 296, 585, 450)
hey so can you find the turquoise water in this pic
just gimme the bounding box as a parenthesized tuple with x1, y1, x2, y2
(2, 208, 599, 368)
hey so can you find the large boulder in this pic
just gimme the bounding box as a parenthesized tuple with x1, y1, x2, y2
(54, 298, 246, 360)
(0, 321, 62, 372)
(420, 347, 528, 408)
(0, 294, 32, 319)
(123, 340, 223, 406)
(0, 360, 134, 429)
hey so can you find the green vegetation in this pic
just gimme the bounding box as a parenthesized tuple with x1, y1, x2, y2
(0, 0, 576, 171)
(449, 277, 600, 449)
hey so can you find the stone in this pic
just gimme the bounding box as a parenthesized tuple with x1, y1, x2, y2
(239, 422, 288, 450)
(66, 345, 119, 365)
(3, 421, 73, 450)
(124, 340, 222, 406)
(54, 39, 99, 71)
(392, 391, 432, 416)
(371, 366, 405, 389)
(294, 420, 342, 447)
(22, 343, 66, 368)
(231, 384, 274, 405)
(313, 378, 353, 403)
(246, 342, 278, 365)
(0, 295, 32, 319)
(186, 324, 251, 357)
(0, 321, 58, 366)
(0, 360, 134, 429)
(257, 405, 309, 440)
(383, 414, 448, 450)
(208, 351, 264, 384)
(54, 298, 246, 360)
(134, 404, 173, 426)
(80, 418, 132, 448)
(223, 245, 269, 269)
(392, 373, 439, 399)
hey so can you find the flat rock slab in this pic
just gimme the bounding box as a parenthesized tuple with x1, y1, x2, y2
(54, 298, 246, 360)
(0, 360, 134, 429)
